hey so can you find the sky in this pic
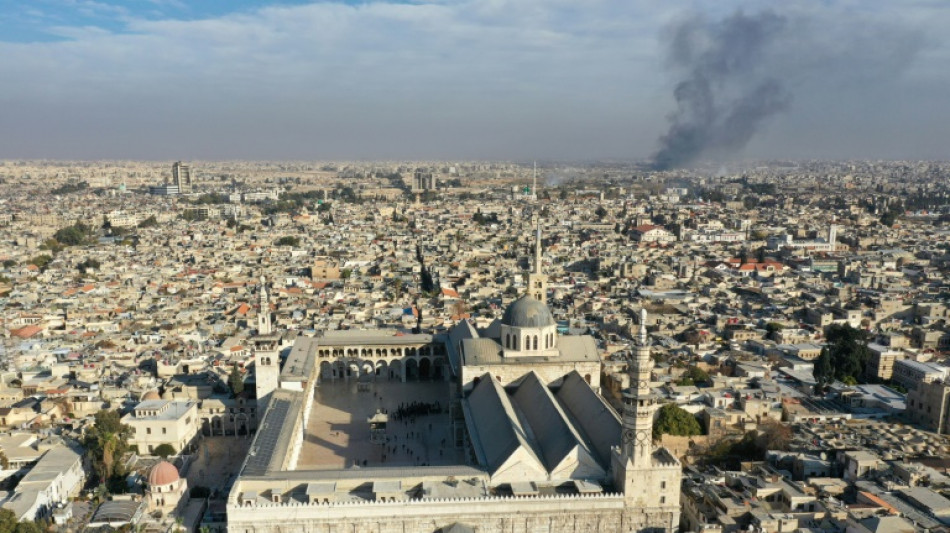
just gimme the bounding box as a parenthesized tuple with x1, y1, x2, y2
(0, 0, 948, 162)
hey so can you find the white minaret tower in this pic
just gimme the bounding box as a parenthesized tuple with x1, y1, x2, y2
(532, 161, 538, 201)
(611, 308, 682, 532)
(527, 218, 547, 303)
(618, 308, 657, 466)
(257, 275, 272, 335)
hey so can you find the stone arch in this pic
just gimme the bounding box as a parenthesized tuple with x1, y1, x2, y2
(433, 357, 445, 380)
(405, 358, 419, 380)
(389, 359, 403, 380)
(320, 361, 333, 381)
(375, 360, 388, 377)
(332, 361, 346, 379)
(419, 357, 432, 380)
(361, 361, 375, 377)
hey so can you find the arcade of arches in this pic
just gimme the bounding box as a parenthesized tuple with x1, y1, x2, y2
(316, 343, 449, 382)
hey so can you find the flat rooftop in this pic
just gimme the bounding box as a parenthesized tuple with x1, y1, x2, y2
(298, 379, 468, 470)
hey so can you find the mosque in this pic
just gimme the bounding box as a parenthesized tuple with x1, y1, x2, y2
(227, 228, 681, 532)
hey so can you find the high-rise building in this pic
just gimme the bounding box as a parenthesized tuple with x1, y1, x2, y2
(172, 161, 191, 193)
(411, 169, 436, 192)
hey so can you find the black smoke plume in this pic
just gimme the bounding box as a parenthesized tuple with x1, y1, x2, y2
(651, 11, 791, 170)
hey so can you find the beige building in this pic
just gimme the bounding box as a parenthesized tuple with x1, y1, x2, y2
(226, 302, 681, 533)
(122, 399, 199, 455)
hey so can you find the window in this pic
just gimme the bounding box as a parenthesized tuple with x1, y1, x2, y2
(162, 427, 167, 434)
(661, 481, 666, 489)
(660, 496, 666, 504)
(146, 428, 151, 435)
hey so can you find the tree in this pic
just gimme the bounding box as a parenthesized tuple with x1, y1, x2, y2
(595, 205, 608, 220)
(0, 508, 17, 533)
(653, 403, 702, 439)
(138, 215, 159, 228)
(83, 409, 132, 484)
(28, 255, 52, 272)
(813, 347, 834, 389)
(755, 420, 792, 452)
(13, 522, 42, 533)
(822, 323, 871, 384)
(275, 236, 300, 247)
(153, 443, 176, 459)
(765, 322, 784, 340)
(1, 259, 15, 268)
(676, 366, 710, 386)
(228, 364, 245, 396)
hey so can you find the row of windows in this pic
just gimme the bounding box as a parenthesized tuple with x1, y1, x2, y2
(504, 332, 554, 351)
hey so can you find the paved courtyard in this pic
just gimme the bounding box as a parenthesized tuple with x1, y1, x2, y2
(187, 436, 252, 495)
(298, 379, 465, 469)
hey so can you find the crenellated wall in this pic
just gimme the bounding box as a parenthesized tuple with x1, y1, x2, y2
(227, 492, 678, 533)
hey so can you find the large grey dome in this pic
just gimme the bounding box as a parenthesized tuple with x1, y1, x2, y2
(501, 295, 555, 328)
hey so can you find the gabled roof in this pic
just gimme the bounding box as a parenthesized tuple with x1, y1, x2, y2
(509, 372, 606, 478)
(555, 371, 621, 464)
(462, 374, 546, 479)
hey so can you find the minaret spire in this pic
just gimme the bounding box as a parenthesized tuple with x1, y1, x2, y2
(532, 161, 537, 200)
(535, 219, 542, 275)
(527, 217, 547, 304)
(258, 275, 272, 335)
(619, 307, 655, 466)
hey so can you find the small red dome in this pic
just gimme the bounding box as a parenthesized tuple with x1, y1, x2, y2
(148, 461, 180, 486)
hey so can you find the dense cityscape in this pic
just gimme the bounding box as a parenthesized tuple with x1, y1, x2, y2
(0, 159, 949, 531)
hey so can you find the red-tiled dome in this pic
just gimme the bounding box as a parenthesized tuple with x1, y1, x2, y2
(147, 461, 179, 487)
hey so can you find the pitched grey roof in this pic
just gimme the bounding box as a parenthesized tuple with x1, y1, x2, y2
(510, 371, 602, 473)
(555, 371, 621, 464)
(462, 374, 545, 475)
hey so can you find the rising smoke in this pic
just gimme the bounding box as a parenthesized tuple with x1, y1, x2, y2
(650, 11, 791, 170)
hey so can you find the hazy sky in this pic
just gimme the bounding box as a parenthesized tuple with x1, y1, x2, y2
(0, 0, 947, 162)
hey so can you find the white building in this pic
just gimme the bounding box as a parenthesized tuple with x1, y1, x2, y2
(122, 399, 199, 455)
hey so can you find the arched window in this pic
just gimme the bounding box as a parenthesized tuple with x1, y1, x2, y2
(505, 334, 510, 349)
(533, 336, 538, 350)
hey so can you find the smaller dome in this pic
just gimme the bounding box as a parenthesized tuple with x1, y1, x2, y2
(142, 390, 161, 401)
(501, 295, 555, 328)
(148, 461, 180, 487)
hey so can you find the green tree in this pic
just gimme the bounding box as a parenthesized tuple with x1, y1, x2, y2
(653, 403, 702, 439)
(28, 255, 53, 271)
(13, 521, 42, 533)
(595, 205, 608, 220)
(0, 508, 17, 533)
(676, 366, 710, 386)
(83, 409, 132, 484)
(275, 236, 300, 247)
(813, 347, 834, 389)
(138, 215, 159, 228)
(53, 222, 95, 246)
(229, 364, 245, 396)
(1, 259, 15, 268)
(152, 443, 176, 458)
(822, 323, 870, 384)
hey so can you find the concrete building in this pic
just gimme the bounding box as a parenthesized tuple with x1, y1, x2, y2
(172, 161, 192, 193)
(122, 399, 199, 455)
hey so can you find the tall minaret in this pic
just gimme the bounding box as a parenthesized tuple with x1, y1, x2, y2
(527, 219, 547, 303)
(532, 161, 538, 201)
(612, 306, 682, 530)
(257, 275, 272, 335)
(619, 308, 657, 466)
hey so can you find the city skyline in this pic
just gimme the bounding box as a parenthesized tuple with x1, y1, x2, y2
(0, 0, 948, 163)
